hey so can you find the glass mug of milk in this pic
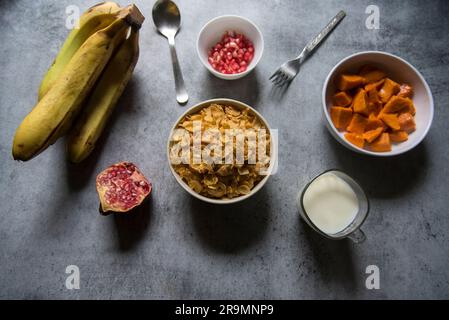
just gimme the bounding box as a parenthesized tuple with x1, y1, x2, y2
(297, 170, 369, 243)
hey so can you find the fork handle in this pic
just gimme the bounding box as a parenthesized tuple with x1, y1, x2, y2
(298, 10, 346, 62)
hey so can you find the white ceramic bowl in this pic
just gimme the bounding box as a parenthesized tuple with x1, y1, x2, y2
(197, 15, 264, 80)
(322, 51, 434, 156)
(167, 98, 275, 204)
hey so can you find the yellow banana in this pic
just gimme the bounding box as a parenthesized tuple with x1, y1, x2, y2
(13, 5, 145, 161)
(38, 2, 121, 100)
(67, 29, 140, 163)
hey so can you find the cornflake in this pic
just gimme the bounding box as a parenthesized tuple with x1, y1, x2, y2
(170, 104, 271, 199)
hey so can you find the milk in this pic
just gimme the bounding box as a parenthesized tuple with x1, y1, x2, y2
(301, 172, 359, 235)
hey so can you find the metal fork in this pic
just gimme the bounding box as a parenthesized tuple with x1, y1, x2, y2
(270, 10, 346, 87)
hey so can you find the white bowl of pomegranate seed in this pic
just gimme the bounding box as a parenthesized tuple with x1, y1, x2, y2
(197, 15, 264, 80)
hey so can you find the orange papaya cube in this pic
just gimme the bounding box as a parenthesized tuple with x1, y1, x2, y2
(402, 97, 416, 115)
(379, 113, 401, 130)
(366, 113, 386, 131)
(363, 127, 384, 143)
(366, 86, 382, 115)
(352, 89, 370, 116)
(336, 74, 366, 91)
(383, 96, 411, 113)
(398, 113, 416, 133)
(369, 133, 392, 152)
(365, 79, 385, 91)
(332, 91, 353, 107)
(347, 113, 368, 134)
(398, 84, 413, 98)
(379, 78, 401, 103)
(389, 130, 409, 142)
(330, 107, 353, 130)
(358, 65, 387, 83)
(345, 133, 365, 149)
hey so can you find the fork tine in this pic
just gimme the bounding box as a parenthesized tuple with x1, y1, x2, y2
(274, 76, 284, 87)
(278, 74, 291, 87)
(272, 71, 283, 84)
(274, 72, 287, 86)
(281, 73, 295, 87)
(269, 70, 280, 81)
(270, 74, 279, 84)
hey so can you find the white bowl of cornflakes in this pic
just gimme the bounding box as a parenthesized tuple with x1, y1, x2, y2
(167, 98, 275, 204)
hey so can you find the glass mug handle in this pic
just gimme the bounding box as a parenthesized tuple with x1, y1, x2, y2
(347, 229, 366, 243)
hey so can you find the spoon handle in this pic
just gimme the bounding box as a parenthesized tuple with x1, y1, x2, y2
(168, 37, 189, 104)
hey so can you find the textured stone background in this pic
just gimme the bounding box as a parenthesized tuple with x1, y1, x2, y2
(1, 0, 448, 299)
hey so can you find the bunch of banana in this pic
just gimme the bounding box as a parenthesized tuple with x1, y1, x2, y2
(38, 2, 121, 100)
(67, 28, 140, 163)
(12, 4, 145, 161)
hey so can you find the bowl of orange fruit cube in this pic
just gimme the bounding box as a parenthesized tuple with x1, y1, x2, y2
(322, 51, 434, 156)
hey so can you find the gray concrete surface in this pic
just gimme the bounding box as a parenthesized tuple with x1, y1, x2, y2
(1, 0, 449, 299)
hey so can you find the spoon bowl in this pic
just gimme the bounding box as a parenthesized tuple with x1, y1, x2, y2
(152, 0, 181, 38)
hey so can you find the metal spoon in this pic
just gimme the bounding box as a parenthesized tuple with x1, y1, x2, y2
(152, 0, 188, 105)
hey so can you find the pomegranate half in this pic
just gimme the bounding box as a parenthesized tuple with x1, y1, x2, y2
(96, 162, 152, 214)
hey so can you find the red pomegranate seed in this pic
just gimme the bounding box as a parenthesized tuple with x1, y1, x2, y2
(208, 30, 255, 75)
